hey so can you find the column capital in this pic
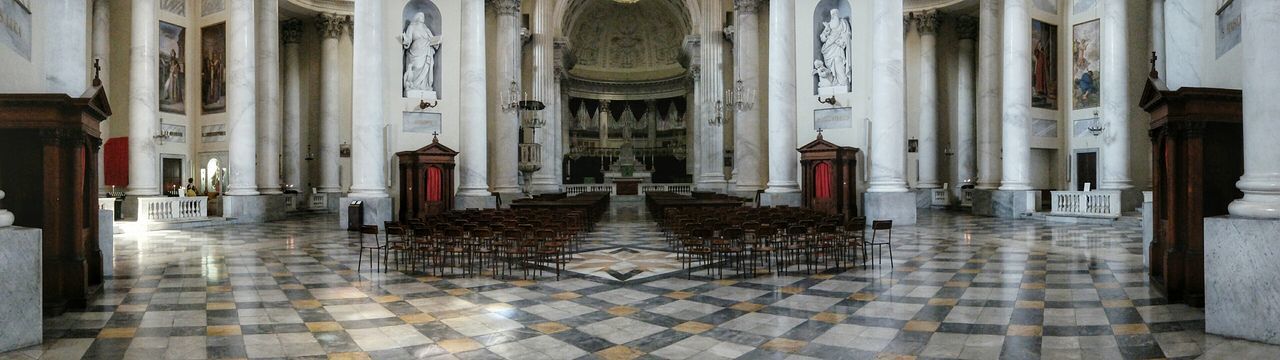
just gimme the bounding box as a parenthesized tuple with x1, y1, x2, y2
(914, 10, 941, 34)
(488, 0, 521, 17)
(734, 0, 761, 14)
(956, 15, 977, 40)
(281, 19, 302, 44)
(316, 13, 344, 39)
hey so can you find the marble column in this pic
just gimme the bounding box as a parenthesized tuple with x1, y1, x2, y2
(256, 0, 282, 194)
(763, 0, 799, 203)
(696, 0, 726, 191)
(1228, 0, 1280, 219)
(94, 0, 110, 196)
(1163, 0, 1203, 89)
(1151, 0, 1166, 78)
(348, 0, 387, 199)
(1099, 0, 1132, 192)
(732, 0, 764, 194)
(126, 0, 160, 197)
(489, 0, 522, 196)
(457, 0, 492, 207)
(316, 13, 344, 193)
(976, 0, 1002, 190)
(530, 0, 560, 194)
(224, 0, 257, 196)
(867, 0, 908, 194)
(955, 16, 978, 195)
(999, 0, 1031, 191)
(44, 0, 89, 96)
(914, 11, 941, 189)
(281, 20, 303, 189)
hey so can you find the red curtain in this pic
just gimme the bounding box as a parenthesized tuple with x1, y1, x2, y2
(815, 162, 831, 200)
(426, 166, 442, 202)
(103, 137, 129, 188)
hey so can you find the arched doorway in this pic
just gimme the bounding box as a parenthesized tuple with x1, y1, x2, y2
(556, 0, 695, 185)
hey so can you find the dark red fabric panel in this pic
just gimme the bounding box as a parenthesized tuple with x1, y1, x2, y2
(104, 137, 129, 188)
(427, 166, 442, 202)
(815, 161, 831, 200)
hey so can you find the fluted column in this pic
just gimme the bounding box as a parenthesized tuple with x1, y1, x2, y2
(489, 0, 522, 195)
(127, 0, 160, 196)
(224, 0, 258, 196)
(955, 16, 978, 194)
(457, 0, 491, 205)
(530, 0, 560, 193)
(1099, 0, 1131, 191)
(316, 13, 343, 193)
(733, 0, 764, 194)
(94, 0, 110, 195)
(999, 0, 1031, 191)
(914, 11, 941, 189)
(256, 0, 282, 194)
(976, 0, 1002, 190)
(764, 0, 799, 196)
(349, 0, 387, 198)
(1229, 0, 1280, 218)
(45, 0, 89, 95)
(867, 0, 908, 193)
(696, 0, 726, 191)
(281, 20, 302, 189)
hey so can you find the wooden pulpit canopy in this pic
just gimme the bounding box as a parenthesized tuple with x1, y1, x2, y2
(798, 133, 861, 219)
(395, 135, 459, 221)
(0, 85, 111, 315)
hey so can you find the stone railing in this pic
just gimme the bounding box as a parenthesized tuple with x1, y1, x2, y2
(640, 183, 694, 195)
(137, 196, 208, 222)
(98, 198, 116, 213)
(960, 189, 974, 208)
(1049, 190, 1121, 218)
(931, 189, 949, 206)
(308, 193, 330, 210)
(564, 184, 617, 196)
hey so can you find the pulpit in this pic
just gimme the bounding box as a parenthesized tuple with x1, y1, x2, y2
(396, 135, 458, 221)
(1140, 70, 1242, 307)
(0, 86, 110, 315)
(798, 133, 860, 219)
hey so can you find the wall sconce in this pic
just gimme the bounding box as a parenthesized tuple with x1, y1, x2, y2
(154, 119, 174, 145)
(908, 138, 918, 153)
(339, 142, 351, 158)
(501, 81, 521, 112)
(817, 96, 837, 106)
(418, 99, 438, 110)
(1088, 110, 1103, 136)
(725, 80, 756, 111)
(305, 145, 315, 161)
(710, 100, 726, 126)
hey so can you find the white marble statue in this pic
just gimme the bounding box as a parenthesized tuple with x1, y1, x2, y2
(398, 12, 443, 99)
(818, 9, 852, 89)
(0, 190, 13, 227)
(813, 60, 836, 88)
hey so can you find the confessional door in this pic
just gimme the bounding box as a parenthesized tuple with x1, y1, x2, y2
(1076, 151, 1097, 191)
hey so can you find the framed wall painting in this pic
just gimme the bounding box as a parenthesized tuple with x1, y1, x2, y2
(159, 21, 186, 114)
(201, 23, 225, 114)
(1072, 19, 1101, 110)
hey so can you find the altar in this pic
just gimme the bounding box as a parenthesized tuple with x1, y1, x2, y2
(601, 143, 653, 190)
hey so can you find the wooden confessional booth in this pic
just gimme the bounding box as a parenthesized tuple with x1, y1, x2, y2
(1140, 67, 1243, 307)
(396, 135, 458, 221)
(798, 133, 861, 219)
(0, 86, 110, 315)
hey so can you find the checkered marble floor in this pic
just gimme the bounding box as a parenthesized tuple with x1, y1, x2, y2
(1, 200, 1260, 360)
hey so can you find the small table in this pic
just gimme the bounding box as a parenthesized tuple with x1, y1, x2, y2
(615, 179, 642, 195)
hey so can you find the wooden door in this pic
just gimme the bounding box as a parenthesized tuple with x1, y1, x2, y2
(1076, 152, 1097, 191)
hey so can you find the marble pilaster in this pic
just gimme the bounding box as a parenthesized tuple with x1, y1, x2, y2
(456, 0, 493, 208)
(43, 0, 89, 96)
(762, 0, 799, 205)
(976, 0, 1002, 190)
(1099, 0, 1131, 192)
(93, 0, 110, 196)
(914, 10, 941, 189)
(1163, 0, 1203, 89)
(127, 0, 161, 197)
(489, 0, 522, 197)
(999, 0, 1032, 191)
(1228, 0, 1280, 219)
(224, 0, 258, 196)
(255, 0, 282, 194)
(281, 20, 303, 189)
(696, 0, 726, 192)
(316, 13, 344, 193)
(867, 0, 909, 194)
(732, 0, 764, 195)
(347, 0, 388, 200)
(1151, 0, 1166, 78)
(530, 0, 561, 194)
(955, 16, 978, 197)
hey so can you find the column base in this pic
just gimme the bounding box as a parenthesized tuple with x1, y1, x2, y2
(98, 210, 114, 277)
(338, 195, 393, 230)
(864, 192, 917, 225)
(1141, 191, 1154, 268)
(696, 179, 728, 193)
(0, 226, 41, 353)
(456, 192, 498, 210)
(971, 190, 1036, 218)
(222, 194, 290, 223)
(759, 191, 801, 207)
(1205, 216, 1280, 345)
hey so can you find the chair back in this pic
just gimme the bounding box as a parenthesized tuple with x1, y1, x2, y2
(872, 220, 893, 230)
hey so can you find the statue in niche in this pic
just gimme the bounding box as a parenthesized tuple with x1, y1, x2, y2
(398, 12, 443, 99)
(813, 60, 836, 88)
(818, 8, 852, 91)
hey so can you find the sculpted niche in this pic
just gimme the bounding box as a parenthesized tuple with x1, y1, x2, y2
(398, 0, 443, 99)
(813, 0, 853, 95)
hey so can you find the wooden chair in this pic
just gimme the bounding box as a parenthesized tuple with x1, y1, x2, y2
(866, 220, 894, 267)
(357, 225, 385, 273)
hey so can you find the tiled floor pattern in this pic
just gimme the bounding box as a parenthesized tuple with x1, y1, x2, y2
(0, 200, 1259, 360)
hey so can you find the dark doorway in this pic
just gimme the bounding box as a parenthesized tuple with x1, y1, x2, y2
(1076, 151, 1097, 191)
(162, 157, 183, 195)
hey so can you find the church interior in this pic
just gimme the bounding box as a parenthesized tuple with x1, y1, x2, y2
(4, 0, 1280, 358)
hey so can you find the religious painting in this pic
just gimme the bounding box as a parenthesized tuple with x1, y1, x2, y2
(1033, 0, 1058, 15)
(1072, 20, 1101, 110)
(812, 0, 852, 95)
(1216, 0, 1241, 58)
(400, 0, 443, 99)
(1032, 20, 1058, 110)
(201, 0, 223, 17)
(1072, 0, 1097, 15)
(201, 23, 226, 114)
(159, 21, 186, 114)
(0, 0, 32, 61)
(161, 0, 185, 16)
